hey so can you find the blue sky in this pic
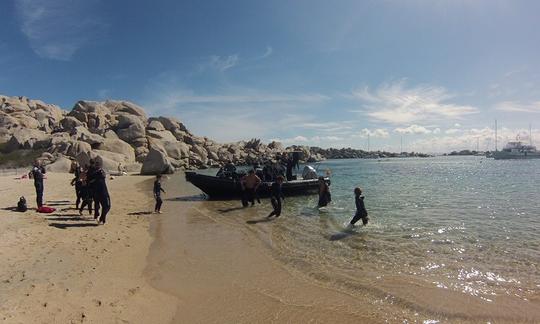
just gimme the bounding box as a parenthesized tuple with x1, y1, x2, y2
(1, 0, 540, 152)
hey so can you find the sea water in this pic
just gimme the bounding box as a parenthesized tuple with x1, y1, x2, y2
(185, 156, 540, 320)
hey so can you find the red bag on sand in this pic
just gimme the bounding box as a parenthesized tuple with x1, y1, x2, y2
(37, 206, 56, 213)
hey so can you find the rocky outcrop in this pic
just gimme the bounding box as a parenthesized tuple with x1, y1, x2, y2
(140, 141, 174, 175)
(0, 94, 331, 174)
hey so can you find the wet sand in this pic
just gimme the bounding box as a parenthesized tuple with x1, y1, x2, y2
(0, 172, 177, 323)
(146, 174, 385, 323)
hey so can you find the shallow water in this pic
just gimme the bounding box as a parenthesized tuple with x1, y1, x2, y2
(171, 156, 540, 321)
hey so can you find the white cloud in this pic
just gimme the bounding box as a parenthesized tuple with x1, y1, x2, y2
(445, 128, 461, 134)
(495, 101, 540, 113)
(205, 54, 239, 72)
(15, 0, 106, 61)
(260, 46, 273, 59)
(142, 84, 331, 142)
(409, 127, 540, 153)
(454, 123, 461, 127)
(97, 89, 110, 99)
(146, 88, 329, 111)
(270, 135, 344, 145)
(352, 80, 478, 124)
(433, 128, 441, 134)
(356, 128, 389, 138)
(394, 124, 432, 135)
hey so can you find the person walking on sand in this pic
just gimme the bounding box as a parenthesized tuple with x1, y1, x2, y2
(267, 175, 284, 218)
(349, 187, 369, 227)
(78, 168, 93, 215)
(317, 176, 331, 208)
(153, 174, 166, 213)
(86, 159, 99, 219)
(70, 164, 83, 209)
(241, 169, 261, 207)
(93, 161, 111, 224)
(30, 160, 46, 208)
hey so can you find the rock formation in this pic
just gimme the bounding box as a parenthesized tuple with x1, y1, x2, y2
(0, 94, 327, 174)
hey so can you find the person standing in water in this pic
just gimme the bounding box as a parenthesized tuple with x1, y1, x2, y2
(349, 187, 369, 226)
(317, 176, 331, 207)
(267, 175, 284, 218)
(240, 169, 261, 207)
(153, 174, 166, 213)
(30, 160, 46, 208)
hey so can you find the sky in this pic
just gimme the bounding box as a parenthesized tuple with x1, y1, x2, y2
(1, 0, 540, 153)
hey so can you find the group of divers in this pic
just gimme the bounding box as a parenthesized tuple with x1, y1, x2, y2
(25, 159, 111, 224)
(23, 153, 368, 228)
(216, 152, 370, 227)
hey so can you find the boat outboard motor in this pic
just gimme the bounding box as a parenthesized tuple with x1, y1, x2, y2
(302, 165, 318, 180)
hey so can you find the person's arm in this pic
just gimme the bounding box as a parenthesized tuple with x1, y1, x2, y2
(255, 176, 261, 188)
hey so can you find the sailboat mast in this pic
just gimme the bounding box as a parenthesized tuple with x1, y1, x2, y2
(495, 119, 498, 152)
(530, 124, 532, 146)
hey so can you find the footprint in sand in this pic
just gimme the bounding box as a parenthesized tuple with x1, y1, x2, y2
(128, 286, 140, 296)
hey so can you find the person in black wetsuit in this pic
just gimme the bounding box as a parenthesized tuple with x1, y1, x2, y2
(349, 187, 369, 226)
(285, 156, 294, 181)
(30, 160, 46, 208)
(86, 159, 100, 219)
(153, 174, 166, 213)
(317, 176, 331, 207)
(70, 164, 83, 209)
(92, 161, 111, 224)
(78, 168, 93, 215)
(267, 175, 285, 218)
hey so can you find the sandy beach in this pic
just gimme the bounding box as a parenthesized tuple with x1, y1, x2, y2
(0, 172, 177, 323)
(0, 171, 382, 323)
(2, 168, 539, 323)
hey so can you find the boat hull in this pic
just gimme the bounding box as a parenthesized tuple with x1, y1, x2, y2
(493, 152, 540, 160)
(185, 172, 327, 199)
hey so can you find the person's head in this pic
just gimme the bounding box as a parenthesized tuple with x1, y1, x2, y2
(89, 159, 95, 166)
(156, 174, 162, 180)
(276, 175, 284, 183)
(248, 169, 255, 175)
(354, 187, 362, 196)
(33, 160, 40, 167)
(95, 160, 101, 168)
(318, 176, 325, 182)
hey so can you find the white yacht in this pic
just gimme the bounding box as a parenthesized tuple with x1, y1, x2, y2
(493, 141, 540, 160)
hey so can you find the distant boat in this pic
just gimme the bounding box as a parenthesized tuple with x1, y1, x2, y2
(493, 141, 540, 160)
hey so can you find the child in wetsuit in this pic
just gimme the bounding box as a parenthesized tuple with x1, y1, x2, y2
(349, 187, 369, 226)
(78, 170, 93, 216)
(153, 174, 166, 213)
(267, 176, 285, 218)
